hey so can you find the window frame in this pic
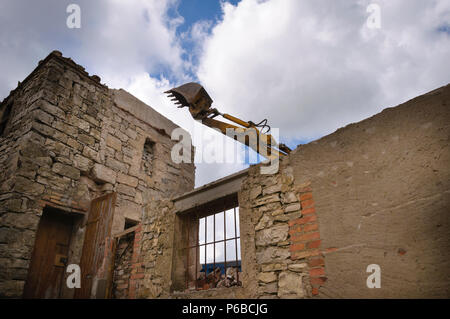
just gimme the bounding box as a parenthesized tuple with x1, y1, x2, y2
(0, 101, 13, 136)
(141, 138, 155, 176)
(180, 193, 242, 291)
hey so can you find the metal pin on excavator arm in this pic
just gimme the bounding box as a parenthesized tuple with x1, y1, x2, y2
(165, 82, 290, 161)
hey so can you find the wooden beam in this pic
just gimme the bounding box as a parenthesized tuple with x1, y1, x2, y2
(113, 224, 140, 238)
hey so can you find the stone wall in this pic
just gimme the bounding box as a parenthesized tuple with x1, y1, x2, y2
(0, 56, 52, 297)
(112, 232, 134, 299)
(136, 158, 317, 299)
(2, 50, 447, 299)
(136, 83, 449, 299)
(0, 51, 195, 298)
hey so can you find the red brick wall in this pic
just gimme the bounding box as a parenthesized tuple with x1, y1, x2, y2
(111, 224, 145, 299)
(128, 224, 144, 299)
(288, 182, 327, 296)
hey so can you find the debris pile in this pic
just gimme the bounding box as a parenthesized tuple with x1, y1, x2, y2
(195, 267, 242, 289)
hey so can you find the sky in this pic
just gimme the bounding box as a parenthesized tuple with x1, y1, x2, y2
(198, 208, 241, 264)
(0, 0, 449, 187)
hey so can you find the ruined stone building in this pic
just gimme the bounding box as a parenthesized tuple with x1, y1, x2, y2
(0, 51, 195, 298)
(1, 51, 449, 299)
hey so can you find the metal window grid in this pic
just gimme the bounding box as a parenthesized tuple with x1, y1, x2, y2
(184, 206, 241, 290)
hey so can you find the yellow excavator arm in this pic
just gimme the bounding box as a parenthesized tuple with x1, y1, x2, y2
(165, 82, 290, 161)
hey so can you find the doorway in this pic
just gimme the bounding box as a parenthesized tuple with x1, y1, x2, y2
(23, 207, 75, 298)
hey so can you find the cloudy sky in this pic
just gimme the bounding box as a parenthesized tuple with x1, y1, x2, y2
(1, 0, 449, 187)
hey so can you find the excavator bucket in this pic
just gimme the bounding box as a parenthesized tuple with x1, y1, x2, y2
(165, 82, 213, 120)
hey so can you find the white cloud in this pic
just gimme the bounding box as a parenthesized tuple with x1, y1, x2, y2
(0, 0, 245, 187)
(0, 0, 186, 97)
(196, 0, 450, 144)
(121, 73, 248, 187)
(74, 0, 188, 86)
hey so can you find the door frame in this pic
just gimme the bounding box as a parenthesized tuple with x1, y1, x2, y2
(23, 206, 77, 299)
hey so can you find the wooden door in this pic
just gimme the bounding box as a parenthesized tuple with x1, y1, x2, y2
(23, 208, 74, 298)
(75, 193, 116, 298)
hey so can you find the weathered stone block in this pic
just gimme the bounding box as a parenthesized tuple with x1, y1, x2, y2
(32, 122, 56, 137)
(259, 282, 278, 294)
(287, 263, 308, 273)
(256, 246, 290, 263)
(250, 185, 262, 200)
(78, 134, 95, 146)
(21, 142, 49, 159)
(117, 184, 136, 197)
(106, 134, 122, 151)
(257, 272, 277, 283)
(125, 128, 137, 140)
(281, 192, 298, 204)
(82, 146, 99, 162)
(263, 184, 282, 195)
(277, 271, 304, 298)
(37, 100, 65, 119)
(45, 139, 70, 157)
(0, 213, 39, 230)
(115, 131, 129, 142)
(90, 128, 101, 141)
(117, 173, 138, 188)
(33, 109, 54, 126)
(83, 114, 99, 127)
(284, 203, 301, 213)
(13, 177, 44, 195)
(73, 154, 93, 173)
(77, 118, 90, 132)
(92, 164, 116, 184)
(255, 214, 273, 231)
(67, 138, 83, 151)
(106, 157, 128, 173)
(252, 194, 280, 207)
(261, 263, 287, 272)
(52, 121, 77, 136)
(52, 162, 80, 180)
(3, 199, 23, 213)
(256, 224, 289, 246)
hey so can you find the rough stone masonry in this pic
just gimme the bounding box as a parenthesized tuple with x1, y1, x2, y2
(0, 51, 194, 298)
(0, 50, 449, 299)
(135, 83, 450, 299)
